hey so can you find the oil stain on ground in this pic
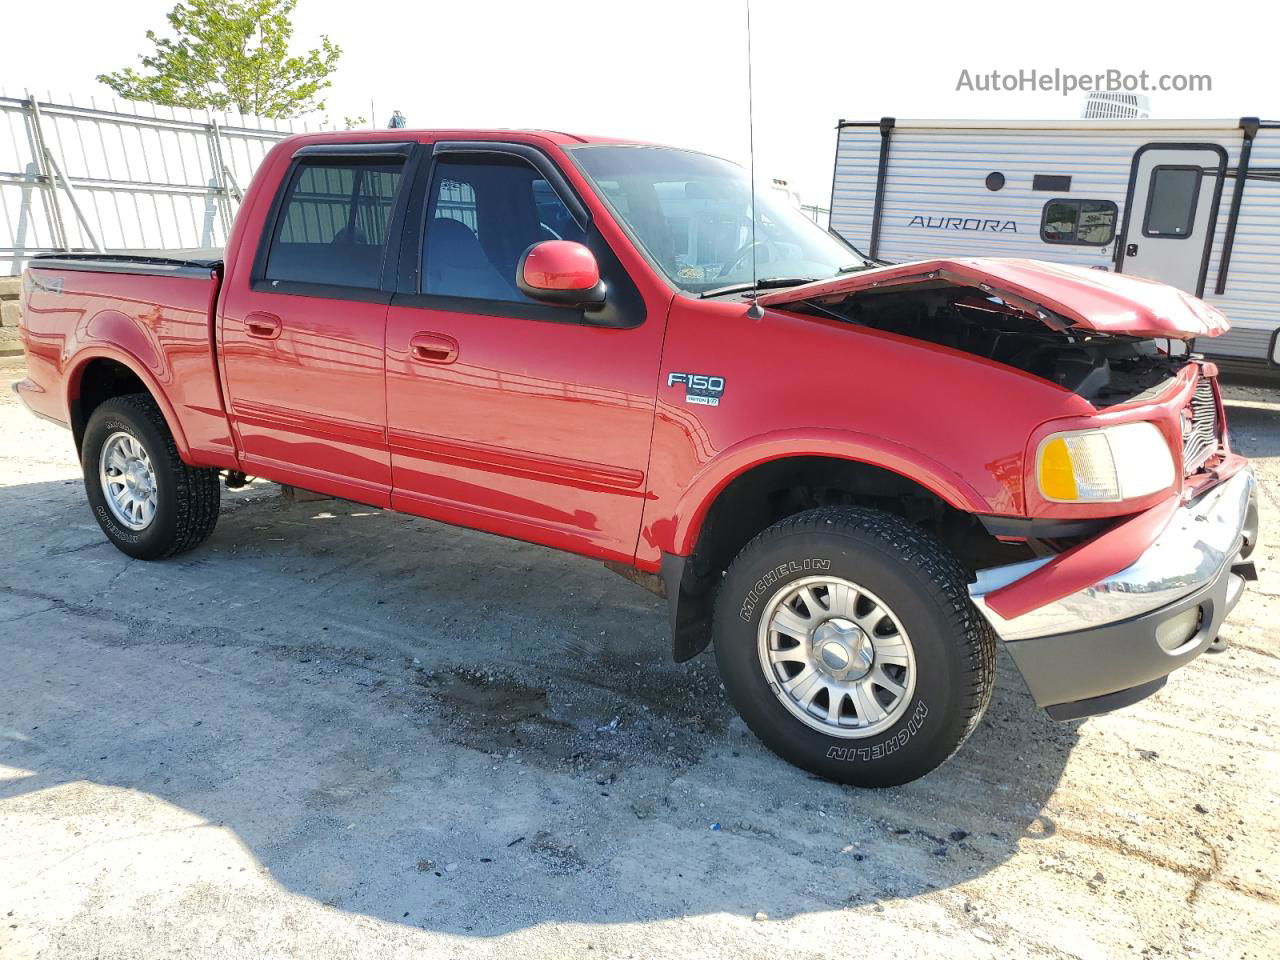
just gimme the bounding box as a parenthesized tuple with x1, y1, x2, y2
(399, 657, 734, 776)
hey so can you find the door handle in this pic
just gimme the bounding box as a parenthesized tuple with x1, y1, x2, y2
(245, 312, 282, 340)
(409, 332, 459, 364)
(1126, 243, 1139, 257)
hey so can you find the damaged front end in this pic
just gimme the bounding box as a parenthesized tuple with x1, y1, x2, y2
(804, 284, 1185, 404)
(763, 257, 1229, 405)
(765, 257, 1256, 720)
(971, 466, 1257, 719)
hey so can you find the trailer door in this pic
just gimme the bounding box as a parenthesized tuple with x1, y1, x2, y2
(1117, 143, 1226, 295)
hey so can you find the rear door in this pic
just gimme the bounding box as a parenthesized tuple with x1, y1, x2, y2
(1116, 143, 1227, 295)
(219, 142, 416, 505)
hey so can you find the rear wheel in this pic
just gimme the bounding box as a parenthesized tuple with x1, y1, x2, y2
(82, 394, 221, 560)
(713, 506, 995, 786)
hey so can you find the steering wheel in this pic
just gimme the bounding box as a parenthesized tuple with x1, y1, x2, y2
(719, 239, 775, 279)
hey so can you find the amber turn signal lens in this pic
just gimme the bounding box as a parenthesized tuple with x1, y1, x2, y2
(1038, 436, 1078, 501)
(1035, 422, 1173, 503)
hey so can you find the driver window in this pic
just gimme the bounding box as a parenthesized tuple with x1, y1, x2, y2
(265, 158, 404, 288)
(421, 156, 585, 302)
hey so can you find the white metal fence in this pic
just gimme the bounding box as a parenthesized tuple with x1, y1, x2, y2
(0, 91, 325, 275)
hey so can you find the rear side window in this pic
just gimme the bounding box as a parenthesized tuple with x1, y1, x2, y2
(1040, 199, 1118, 246)
(421, 156, 585, 302)
(265, 158, 405, 288)
(1143, 166, 1201, 238)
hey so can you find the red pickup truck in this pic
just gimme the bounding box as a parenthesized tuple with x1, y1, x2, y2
(14, 130, 1259, 785)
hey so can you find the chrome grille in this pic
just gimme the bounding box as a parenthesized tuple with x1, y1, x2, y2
(1182, 377, 1220, 472)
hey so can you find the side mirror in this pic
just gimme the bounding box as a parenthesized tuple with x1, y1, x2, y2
(517, 240, 606, 307)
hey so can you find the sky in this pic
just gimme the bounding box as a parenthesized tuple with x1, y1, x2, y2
(4, 0, 1276, 206)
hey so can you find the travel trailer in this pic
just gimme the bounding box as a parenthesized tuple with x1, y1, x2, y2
(829, 117, 1280, 369)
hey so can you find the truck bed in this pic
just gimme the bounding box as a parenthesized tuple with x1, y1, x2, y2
(30, 249, 224, 276)
(16, 251, 236, 468)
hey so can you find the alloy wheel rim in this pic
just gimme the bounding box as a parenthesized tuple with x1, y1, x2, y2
(98, 431, 158, 531)
(756, 575, 916, 738)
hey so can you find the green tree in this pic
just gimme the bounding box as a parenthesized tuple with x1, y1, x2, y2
(97, 0, 341, 119)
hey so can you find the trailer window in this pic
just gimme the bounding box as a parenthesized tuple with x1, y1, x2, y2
(1143, 166, 1201, 238)
(1040, 199, 1117, 246)
(265, 158, 405, 288)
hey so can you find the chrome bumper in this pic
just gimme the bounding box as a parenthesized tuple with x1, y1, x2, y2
(971, 468, 1257, 643)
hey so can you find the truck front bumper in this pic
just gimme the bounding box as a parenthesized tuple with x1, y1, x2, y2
(970, 468, 1258, 720)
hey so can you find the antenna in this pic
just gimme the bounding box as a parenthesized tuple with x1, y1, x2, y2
(744, 0, 765, 319)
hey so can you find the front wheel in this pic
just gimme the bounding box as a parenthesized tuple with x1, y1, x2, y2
(82, 394, 221, 560)
(713, 506, 995, 787)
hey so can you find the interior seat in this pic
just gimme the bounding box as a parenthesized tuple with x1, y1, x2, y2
(424, 216, 517, 300)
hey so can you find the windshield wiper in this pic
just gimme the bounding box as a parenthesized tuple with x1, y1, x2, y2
(699, 277, 819, 299)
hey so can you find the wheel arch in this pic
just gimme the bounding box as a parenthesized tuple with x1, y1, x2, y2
(670, 432, 993, 559)
(661, 437, 1010, 663)
(66, 347, 191, 461)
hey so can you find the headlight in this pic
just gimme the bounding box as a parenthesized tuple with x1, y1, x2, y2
(1036, 422, 1175, 502)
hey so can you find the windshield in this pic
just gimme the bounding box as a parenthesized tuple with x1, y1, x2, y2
(570, 145, 865, 295)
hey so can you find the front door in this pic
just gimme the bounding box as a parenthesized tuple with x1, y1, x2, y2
(1117, 143, 1227, 295)
(383, 142, 666, 563)
(219, 144, 413, 505)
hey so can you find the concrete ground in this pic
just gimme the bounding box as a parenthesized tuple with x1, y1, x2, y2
(1, 353, 1277, 960)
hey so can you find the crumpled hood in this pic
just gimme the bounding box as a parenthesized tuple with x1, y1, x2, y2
(757, 258, 1230, 340)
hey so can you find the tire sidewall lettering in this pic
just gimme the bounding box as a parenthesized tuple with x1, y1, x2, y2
(95, 504, 144, 544)
(739, 558, 831, 622)
(824, 700, 930, 762)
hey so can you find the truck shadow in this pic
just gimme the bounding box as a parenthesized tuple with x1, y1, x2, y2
(0, 478, 1077, 936)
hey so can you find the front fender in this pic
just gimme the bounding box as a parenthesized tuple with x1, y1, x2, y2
(667, 428, 995, 558)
